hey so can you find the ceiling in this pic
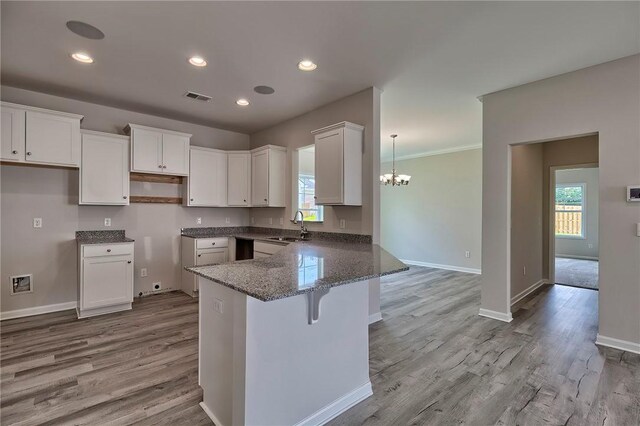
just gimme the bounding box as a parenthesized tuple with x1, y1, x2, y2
(2, 2, 639, 159)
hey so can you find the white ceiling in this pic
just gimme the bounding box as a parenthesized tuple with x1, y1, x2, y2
(2, 2, 639, 159)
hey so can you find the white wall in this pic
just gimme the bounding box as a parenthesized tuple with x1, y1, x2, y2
(380, 148, 482, 272)
(1, 87, 250, 315)
(481, 55, 640, 346)
(555, 168, 599, 259)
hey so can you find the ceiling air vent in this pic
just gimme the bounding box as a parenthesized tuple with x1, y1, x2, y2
(184, 91, 212, 102)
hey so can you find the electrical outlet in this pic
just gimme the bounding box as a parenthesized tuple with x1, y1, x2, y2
(152, 282, 162, 291)
(225, 217, 230, 224)
(33, 218, 42, 228)
(339, 219, 346, 229)
(196, 217, 202, 225)
(588, 243, 593, 249)
(279, 217, 284, 225)
(140, 268, 148, 278)
(523, 266, 527, 275)
(269, 217, 273, 225)
(213, 298, 223, 314)
(465, 251, 470, 258)
(104, 218, 111, 227)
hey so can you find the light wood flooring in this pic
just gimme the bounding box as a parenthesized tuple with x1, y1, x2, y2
(2, 267, 638, 425)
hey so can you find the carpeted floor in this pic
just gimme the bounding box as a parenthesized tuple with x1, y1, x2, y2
(555, 257, 599, 290)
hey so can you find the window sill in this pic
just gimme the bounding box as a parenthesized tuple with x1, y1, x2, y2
(303, 221, 323, 224)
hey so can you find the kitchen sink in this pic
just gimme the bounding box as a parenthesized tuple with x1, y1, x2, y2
(267, 237, 306, 242)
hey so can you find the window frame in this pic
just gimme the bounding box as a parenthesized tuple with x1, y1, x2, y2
(294, 145, 324, 223)
(554, 182, 586, 240)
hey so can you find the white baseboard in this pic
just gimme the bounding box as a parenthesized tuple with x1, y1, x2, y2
(400, 259, 481, 275)
(511, 279, 548, 305)
(368, 312, 382, 324)
(556, 254, 599, 261)
(295, 381, 373, 426)
(199, 402, 226, 426)
(1, 301, 77, 321)
(478, 308, 513, 323)
(595, 334, 640, 355)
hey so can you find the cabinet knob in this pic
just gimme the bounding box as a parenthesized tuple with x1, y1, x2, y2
(11, 150, 17, 154)
(264, 198, 267, 202)
(107, 249, 112, 252)
(243, 199, 246, 202)
(127, 261, 132, 264)
(314, 196, 317, 199)
(123, 196, 127, 199)
(26, 152, 32, 156)
(211, 242, 216, 246)
(162, 165, 167, 169)
(197, 254, 202, 257)
(158, 165, 163, 168)
(190, 198, 194, 201)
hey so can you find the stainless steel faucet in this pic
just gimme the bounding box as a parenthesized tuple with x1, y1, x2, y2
(292, 210, 310, 240)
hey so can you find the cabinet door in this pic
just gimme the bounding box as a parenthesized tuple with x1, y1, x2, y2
(80, 134, 129, 205)
(25, 111, 80, 166)
(251, 150, 269, 206)
(131, 127, 162, 173)
(82, 256, 133, 309)
(1, 106, 25, 162)
(162, 133, 190, 175)
(315, 129, 344, 204)
(189, 149, 227, 206)
(227, 152, 250, 206)
(196, 248, 228, 266)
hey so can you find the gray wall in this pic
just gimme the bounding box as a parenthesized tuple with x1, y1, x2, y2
(1, 87, 250, 314)
(510, 144, 544, 298)
(482, 54, 640, 345)
(249, 88, 381, 238)
(380, 148, 482, 272)
(555, 168, 599, 259)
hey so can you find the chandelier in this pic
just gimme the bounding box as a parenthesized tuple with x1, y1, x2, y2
(380, 134, 410, 186)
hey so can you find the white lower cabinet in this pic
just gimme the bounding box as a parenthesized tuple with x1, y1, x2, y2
(181, 236, 230, 297)
(78, 242, 134, 318)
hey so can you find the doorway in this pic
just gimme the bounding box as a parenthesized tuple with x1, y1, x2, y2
(551, 166, 599, 290)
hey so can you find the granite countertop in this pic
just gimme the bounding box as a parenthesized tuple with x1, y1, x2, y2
(76, 230, 134, 245)
(187, 239, 408, 302)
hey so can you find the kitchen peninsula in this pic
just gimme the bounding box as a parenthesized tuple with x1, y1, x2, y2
(187, 234, 407, 426)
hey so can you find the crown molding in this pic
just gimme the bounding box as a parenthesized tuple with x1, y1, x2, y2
(382, 144, 482, 162)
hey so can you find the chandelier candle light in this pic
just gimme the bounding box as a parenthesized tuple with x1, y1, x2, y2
(380, 134, 411, 186)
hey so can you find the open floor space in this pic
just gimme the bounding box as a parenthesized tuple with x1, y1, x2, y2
(2, 267, 638, 426)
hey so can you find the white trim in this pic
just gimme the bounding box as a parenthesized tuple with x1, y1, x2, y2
(400, 259, 481, 275)
(368, 312, 382, 324)
(596, 334, 640, 355)
(511, 279, 548, 305)
(294, 381, 373, 426)
(556, 254, 599, 261)
(386, 144, 482, 162)
(478, 308, 513, 323)
(199, 402, 226, 426)
(1, 301, 77, 321)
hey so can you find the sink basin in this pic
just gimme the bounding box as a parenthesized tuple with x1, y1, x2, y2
(267, 237, 305, 242)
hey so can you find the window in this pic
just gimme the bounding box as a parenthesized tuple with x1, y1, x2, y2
(297, 146, 323, 222)
(555, 184, 585, 238)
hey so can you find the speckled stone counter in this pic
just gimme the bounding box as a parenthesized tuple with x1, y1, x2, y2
(187, 239, 407, 302)
(181, 226, 373, 244)
(76, 230, 134, 244)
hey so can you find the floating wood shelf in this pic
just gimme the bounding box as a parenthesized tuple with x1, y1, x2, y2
(130, 172, 183, 184)
(129, 196, 182, 204)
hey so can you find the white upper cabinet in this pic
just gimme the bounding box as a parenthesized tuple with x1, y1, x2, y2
(227, 151, 251, 206)
(1, 102, 83, 167)
(312, 122, 364, 206)
(251, 145, 286, 207)
(186, 146, 227, 207)
(80, 131, 130, 205)
(1, 105, 25, 162)
(125, 123, 190, 176)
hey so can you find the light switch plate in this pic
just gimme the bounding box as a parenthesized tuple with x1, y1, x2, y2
(104, 218, 111, 227)
(465, 251, 470, 258)
(140, 268, 148, 277)
(33, 218, 42, 228)
(196, 217, 202, 225)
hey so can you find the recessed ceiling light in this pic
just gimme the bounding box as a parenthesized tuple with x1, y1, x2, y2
(71, 52, 94, 64)
(236, 99, 250, 106)
(188, 56, 207, 67)
(298, 60, 317, 71)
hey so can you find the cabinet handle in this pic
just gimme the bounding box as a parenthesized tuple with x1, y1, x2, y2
(107, 249, 112, 253)
(127, 261, 132, 264)
(12, 150, 17, 154)
(26, 152, 32, 156)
